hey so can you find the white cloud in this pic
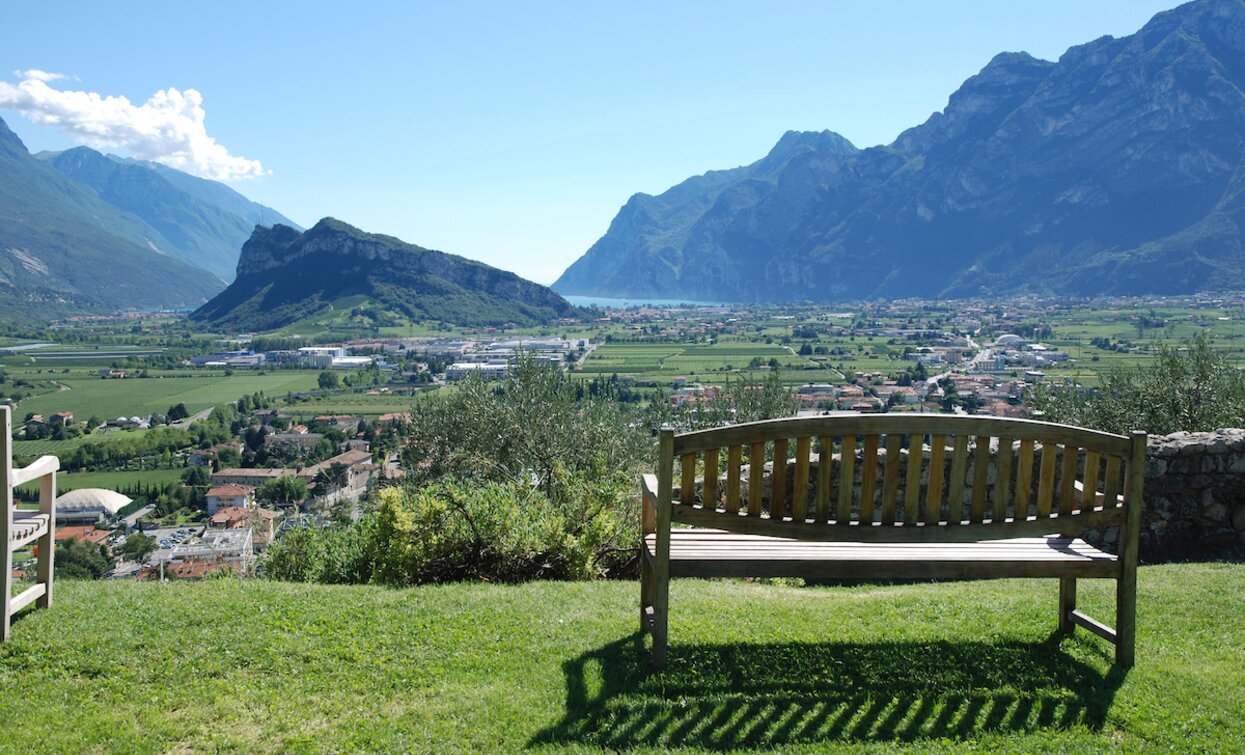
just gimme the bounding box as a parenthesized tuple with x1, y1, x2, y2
(14, 69, 66, 82)
(0, 72, 267, 180)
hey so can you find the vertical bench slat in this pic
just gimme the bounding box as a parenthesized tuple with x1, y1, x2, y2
(995, 437, 1014, 522)
(859, 435, 880, 524)
(881, 434, 903, 525)
(793, 437, 811, 521)
(926, 434, 946, 524)
(1081, 450, 1101, 510)
(726, 445, 742, 514)
(816, 436, 832, 522)
(748, 442, 765, 517)
(837, 435, 856, 524)
(1102, 455, 1122, 510)
(1015, 439, 1035, 518)
(771, 438, 789, 519)
(971, 435, 990, 523)
(1037, 442, 1058, 518)
(903, 438, 923, 524)
(680, 453, 696, 506)
(1059, 445, 1080, 516)
(703, 448, 719, 510)
(948, 435, 970, 524)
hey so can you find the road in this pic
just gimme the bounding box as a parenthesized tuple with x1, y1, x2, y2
(171, 406, 215, 429)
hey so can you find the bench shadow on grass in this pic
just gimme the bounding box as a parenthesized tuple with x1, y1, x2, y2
(530, 633, 1125, 749)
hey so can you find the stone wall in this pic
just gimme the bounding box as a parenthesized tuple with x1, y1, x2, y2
(1141, 430, 1245, 561)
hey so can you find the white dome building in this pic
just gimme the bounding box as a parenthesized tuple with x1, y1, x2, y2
(55, 488, 132, 524)
(995, 334, 1025, 348)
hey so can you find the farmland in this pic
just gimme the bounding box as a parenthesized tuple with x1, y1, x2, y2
(15, 467, 186, 498)
(6, 370, 322, 420)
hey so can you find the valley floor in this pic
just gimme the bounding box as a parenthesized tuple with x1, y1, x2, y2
(1, 564, 1242, 752)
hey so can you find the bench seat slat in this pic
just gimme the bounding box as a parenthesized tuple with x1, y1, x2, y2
(8, 513, 50, 550)
(646, 531, 1118, 580)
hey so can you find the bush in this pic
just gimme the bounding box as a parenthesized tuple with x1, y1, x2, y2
(401, 354, 649, 496)
(263, 469, 638, 585)
(1028, 333, 1245, 434)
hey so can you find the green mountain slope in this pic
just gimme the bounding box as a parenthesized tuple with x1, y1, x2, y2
(191, 218, 578, 331)
(39, 146, 300, 281)
(0, 116, 225, 313)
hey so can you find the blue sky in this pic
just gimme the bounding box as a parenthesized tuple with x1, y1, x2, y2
(0, 0, 1182, 284)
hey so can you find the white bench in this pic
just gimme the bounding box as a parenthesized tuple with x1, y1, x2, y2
(3, 405, 59, 640)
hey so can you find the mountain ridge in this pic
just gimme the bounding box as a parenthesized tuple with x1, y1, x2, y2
(192, 218, 578, 331)
(554, 0, 1245, 302)
(0, 116, 226, 315)
(37, 146, 299, 281)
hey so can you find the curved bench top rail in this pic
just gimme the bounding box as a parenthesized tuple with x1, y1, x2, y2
(671, 414, 1131, 457)
(641, 473, 1126, 542)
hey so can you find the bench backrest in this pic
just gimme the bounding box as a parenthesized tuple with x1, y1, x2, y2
(650, 414, 1146, 543)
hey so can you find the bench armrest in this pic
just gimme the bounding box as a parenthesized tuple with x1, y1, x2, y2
(640, 474, 659, 534)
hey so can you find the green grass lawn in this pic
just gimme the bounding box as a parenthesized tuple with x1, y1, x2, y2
(1, 564, 1241, 752)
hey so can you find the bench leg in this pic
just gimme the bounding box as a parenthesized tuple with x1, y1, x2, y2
(651, 573, 669, 669)
(1059, 577, 1076, 634)
(1117, 573, 1136, 669)
(639, 553, 654, 634)
(1, 545, 11, 642)
(651, 605, 668, 669)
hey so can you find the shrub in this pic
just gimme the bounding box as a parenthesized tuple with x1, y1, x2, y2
(1027, 333, 1245, 434)
(263, 468, 637, 585)
(401, 354, 649, 496)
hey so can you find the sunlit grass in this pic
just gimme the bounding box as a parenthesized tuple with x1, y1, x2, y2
(0, 563, 1240, 752)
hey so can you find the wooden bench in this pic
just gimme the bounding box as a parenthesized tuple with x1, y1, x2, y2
(639, 414, 1145, 669)
(3, 404, 59, 641)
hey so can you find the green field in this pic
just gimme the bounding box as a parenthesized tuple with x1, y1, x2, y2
(12, 371, 322, 420)
(579, 340, 848, 384)
(0, 564, 1241, 751)
(15, 467, 185, 497)
(13, 427, 151, 458)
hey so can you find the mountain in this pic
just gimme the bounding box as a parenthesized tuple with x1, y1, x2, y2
(554, 0, 1245, 301)
(0, 116, 225, 315)
(38, 146, 299, 281)
(191, 218, 578, 331)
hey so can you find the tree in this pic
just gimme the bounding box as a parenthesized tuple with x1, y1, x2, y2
(257, 476, 309, 505)
(401, 353, 649, 496)
(1028, 333, 1245, 434)
(55, 538, 112, 579)
(182, 465, 211, 487)
(314, 462, 349, 492)
(167, 402, 190, 421)
(318, 371, 341, 390)
(120, 533, 156, 563)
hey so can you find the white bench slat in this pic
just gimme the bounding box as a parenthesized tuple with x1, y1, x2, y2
(9, 583, 46, 614)
(8, 513, 50, 550)
(11, 455, 59, 487)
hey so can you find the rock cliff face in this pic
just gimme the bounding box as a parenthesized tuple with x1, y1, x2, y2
(554, 0, 1245, 302)
(192, 218, 577, 330)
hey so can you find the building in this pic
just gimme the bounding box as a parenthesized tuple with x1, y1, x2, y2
(212, 468, 293, 488)
(445, 362, 509, 381)
(54, 488, 132, 524)
(330, 356, 373, 369)
(54, 525, 112, 545)
(263, 432, 325, 451)
(49, 411, 74, 426)
(205, 485, 255, 515)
